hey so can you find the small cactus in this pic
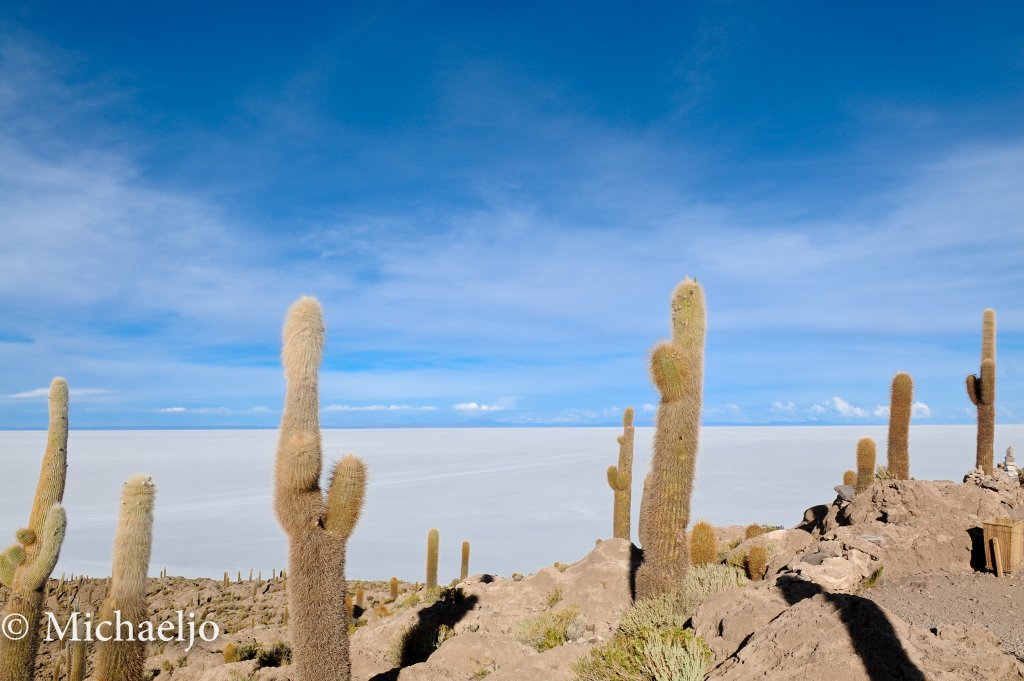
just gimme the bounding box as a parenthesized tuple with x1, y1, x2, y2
(389, 577, 398, 601)
(636, 278, 706, 600)
(843, 470, 858, 487)
(606, 407, 635, 540)
(744, 524, 764, 540)
(224, 642, 240, 663)
(855, 438, 877, 494)
(0, 379, 69, 681)
(95, 474, 156, 681)
(68, 640, 85, 681)
(460, 541, 470, 581)
(426, 528, 440, 592)
(966, 308, 997, 475)
(887, 372, 913, 479)
(746, 546, 768, 580)
(689, 520, 717, 566)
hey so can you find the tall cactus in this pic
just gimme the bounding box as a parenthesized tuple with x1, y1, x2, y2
(460, 541, 470, 581)
(855, 437, 876, 494)
(886, 372, 913, 480)
(966, 308, 996, 475)
(274, 297, 367, 681)
(426, 528, 439, 593)
(636, 278, 705, 600)
(94, 474, 156, 681)
(0, 378, 69, 681)
(606, 406, 635, 540)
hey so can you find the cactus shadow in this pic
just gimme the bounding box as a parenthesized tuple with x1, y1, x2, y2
(776, 576, 925, 681)
(628, 543, 643, 601)
(369, 588, 479, 680)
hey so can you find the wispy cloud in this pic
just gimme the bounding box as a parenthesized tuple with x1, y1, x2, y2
(324, 404, 438, 412)
(4, 387, 108, 399)
(156, 406, 272, 415)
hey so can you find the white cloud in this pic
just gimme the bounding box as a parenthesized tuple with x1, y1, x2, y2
(324, 404, 437, 412)
(771, 401, 797, 414)
(454, 402, 503, 412)
(913, 402, 931, 418)
(873, 405, 890, 418)
(809, 396, 867, 418)
(642, 403, 656, 412)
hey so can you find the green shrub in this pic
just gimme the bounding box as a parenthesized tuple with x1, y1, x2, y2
(513, 606, 582, 651)
(573, 627, 712, 681)
(546, 587, 563, 607)
(618, 563, 746, 640)
(256, 641, 292, 668)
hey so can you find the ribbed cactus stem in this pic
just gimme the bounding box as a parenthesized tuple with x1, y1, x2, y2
(274, 297, 367, 681)
(1, 378, 69, 681)
(460, 541, 470, 581)
(855, 438, 876, 494)
(965, 308, 996, 474)
(426, 528, 439, 592)
(636, 279, 705, 600)
(886, 372, 913, 480)
(69, 640, 85, 681)
(389, 577, 398, 601)
(607, 407, 635, 540)
(95, 474, 156, 681)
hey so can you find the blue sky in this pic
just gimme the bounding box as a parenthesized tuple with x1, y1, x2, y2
(0, 1, 1022, 428)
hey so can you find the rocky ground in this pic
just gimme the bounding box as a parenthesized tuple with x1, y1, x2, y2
(13, 475, 1024, 680)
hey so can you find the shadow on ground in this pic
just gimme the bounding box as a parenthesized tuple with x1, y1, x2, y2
(777, 576, 925, 681)
(369, 587, 479, 681)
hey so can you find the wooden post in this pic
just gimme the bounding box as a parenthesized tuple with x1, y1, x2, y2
(992, 537, 1004, 577)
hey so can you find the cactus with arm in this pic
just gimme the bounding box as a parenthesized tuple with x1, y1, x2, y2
(606, 407, 635, 540)
(1, 379, 69, 681)
(966, 308, 996, 475)
(636, 279, 705, 600)
(274, 297, 367, 681)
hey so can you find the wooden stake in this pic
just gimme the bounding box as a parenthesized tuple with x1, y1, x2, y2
(992, 537, 1004, 577)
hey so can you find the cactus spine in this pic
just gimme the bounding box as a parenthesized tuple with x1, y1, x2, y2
(966, 308, 996, 475)
(886, 372, 913, 479)
(0, 378, 69, 681)
(636, 278, 705, 600)
(274, 297, 367, 681)
(460, 541, 470, 581)
(426, 528, 439, 592)
(843, 470, 857, 487)
(606, 407, 635, 540)
(95, 474, 156, 681)
(855, 438, 876, 494)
